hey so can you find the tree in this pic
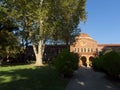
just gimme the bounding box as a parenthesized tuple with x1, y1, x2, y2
(0, 5, 21, 61)
(2, 0, 55, 65)
(2, 0, 87, 66)
(50, 0, 86, 45)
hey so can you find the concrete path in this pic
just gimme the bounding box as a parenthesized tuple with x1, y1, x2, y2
(65, 67, 120, 90)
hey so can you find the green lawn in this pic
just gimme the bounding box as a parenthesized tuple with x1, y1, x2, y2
(0, 65, 69, 90)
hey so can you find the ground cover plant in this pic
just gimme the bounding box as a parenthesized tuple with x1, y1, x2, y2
(0, 65, 69, 90)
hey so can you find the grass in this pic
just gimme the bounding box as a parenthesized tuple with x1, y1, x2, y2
(0, 65, 69, 90)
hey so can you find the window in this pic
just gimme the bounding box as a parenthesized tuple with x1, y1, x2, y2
(90, 48, 93, 52)
(81, 48, 83, 52)
(74, 48, 76, 52)
(78, 48, 79, 52)
(84, 48, 86, 52)
(91, 48, 93, 52)
(88, 48, 90, 52)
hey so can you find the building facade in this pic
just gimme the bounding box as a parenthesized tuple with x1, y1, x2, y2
(70, 33, 120, 67)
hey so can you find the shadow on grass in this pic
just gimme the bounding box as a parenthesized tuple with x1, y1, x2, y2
(0, 65, 69, 90)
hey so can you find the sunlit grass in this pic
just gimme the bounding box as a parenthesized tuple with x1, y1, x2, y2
(0, 65, 69, 90)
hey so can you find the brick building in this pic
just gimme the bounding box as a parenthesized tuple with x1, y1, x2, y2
(70, 33, 120, 67)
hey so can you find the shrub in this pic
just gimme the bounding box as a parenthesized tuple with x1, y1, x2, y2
(54, 49, 79, 77)
(92, 57, 103, 71)
(92, 51, 120, 78)
(102, 51, 120, 77)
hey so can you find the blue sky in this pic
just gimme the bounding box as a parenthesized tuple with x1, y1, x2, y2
(79, 0, 120, 44)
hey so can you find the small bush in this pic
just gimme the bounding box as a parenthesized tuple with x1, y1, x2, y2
(54, 49, 79, 77)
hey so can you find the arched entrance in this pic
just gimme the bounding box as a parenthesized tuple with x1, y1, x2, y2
(81, 56, 87, 67)
(89, 56, 94, 66)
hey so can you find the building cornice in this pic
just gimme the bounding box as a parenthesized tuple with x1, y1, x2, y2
(98, 44, 120, 47)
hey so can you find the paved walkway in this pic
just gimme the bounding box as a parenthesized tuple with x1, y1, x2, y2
(65, 67, 120, 90)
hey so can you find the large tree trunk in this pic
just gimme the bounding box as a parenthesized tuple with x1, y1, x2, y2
(33, 0, 44, 66)
(35, 53, 43, 66)
(33, 40, 43, 66)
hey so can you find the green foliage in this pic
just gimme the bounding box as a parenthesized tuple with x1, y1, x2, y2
(102, 51, 120, 77)
(50, 0, 87, 44)
(0, 30, 21, 58)
(92, 57, 103, 71)
(0, 3, 22, 58)
(1, 0, 87, 44)
(92, 51, 120, 78)
(1, 0, 86, 65)
(54, 49, 79, 77)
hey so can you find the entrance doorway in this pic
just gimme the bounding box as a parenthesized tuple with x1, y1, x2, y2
(81, 56, 87, 67)
(89, 56, 94, 66)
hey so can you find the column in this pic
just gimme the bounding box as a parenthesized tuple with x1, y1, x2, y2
(79, 59, 82, 67)
(86, 57, 90, 68)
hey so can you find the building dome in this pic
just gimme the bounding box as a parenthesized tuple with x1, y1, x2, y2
(78, 33, 93, 40)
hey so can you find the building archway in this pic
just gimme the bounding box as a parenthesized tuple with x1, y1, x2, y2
(89, 56, 94, 66)
(81, 56, 87, 67)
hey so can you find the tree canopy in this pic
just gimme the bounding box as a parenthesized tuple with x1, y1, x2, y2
(47, 0, 86, 44)
(0, 0, 87, 65)
(0, 5, 21, 58)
